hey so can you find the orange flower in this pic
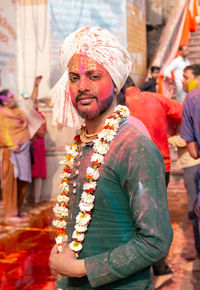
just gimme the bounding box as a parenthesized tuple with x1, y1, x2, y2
(61, 179, 69, 184)
(92, 161, 100, 168)
(86, 174, 93, 180)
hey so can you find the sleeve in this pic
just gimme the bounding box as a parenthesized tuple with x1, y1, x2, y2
(160, 95, 182, 120)
(163, 58, 178, 79)
(139, 80, 151, 91)
(180, 99, 196, 142)
(85, 136, 173, 288)
(19, 110, 28, 130)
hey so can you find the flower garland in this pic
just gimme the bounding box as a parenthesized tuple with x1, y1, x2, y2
(52, 105, 129, 255)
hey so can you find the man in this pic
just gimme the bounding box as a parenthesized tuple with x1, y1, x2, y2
(181, 64, 200, 217)
(168, 132, 200, 261)
(164, 45, 190, 104)
(49, 27, 173, 290)
(124, 85, 182, 277)
(140, 66, 160, 92)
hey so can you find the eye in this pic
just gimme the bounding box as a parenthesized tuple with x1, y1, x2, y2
(69, 75, 79, 83)
(89, 74, 101, 81)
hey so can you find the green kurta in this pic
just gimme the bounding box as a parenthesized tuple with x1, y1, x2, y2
(56, 120, 173, 289)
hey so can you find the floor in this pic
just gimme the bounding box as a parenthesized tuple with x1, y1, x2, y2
(0, 178, 200, 289)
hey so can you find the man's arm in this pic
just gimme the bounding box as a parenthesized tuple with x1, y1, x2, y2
(160, 95, 182, 121)
(186, 141, 199, 159)
(30, 76, 42, 105)
(85, 136, 173, 288)
(163, 58, 178, 79)
(180, 96, 199, 158)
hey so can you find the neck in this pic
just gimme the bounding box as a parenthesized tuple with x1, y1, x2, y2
(85, 99, 117, 134)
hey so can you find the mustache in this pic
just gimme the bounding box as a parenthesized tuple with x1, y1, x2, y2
(76, 91, 97, 102)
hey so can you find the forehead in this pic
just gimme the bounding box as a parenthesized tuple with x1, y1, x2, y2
(184, 69, 194, 77)
(181, 46, 189, 52)
(68, 54, 106, 73)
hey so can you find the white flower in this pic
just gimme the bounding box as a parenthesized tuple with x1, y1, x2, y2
(76, 212, 91, 225)
(62, 181, 68, 187)
(69, 241, 83, 252)
(75, 224, 87, 232)
(81, 191, 95, 204)
(53, 203, 69, 217)
(91, 153, 104, 164)
(52, 219, 67, 228)
(83, 182, 97, 190)
(65, 144, 78, 153)
(79, 201, 94, 212)
(68, 149, 79, 157)
(86, 167, 100, 180)
(55, 234, 67, 245)
(114, 105, 129, 117)
(104, 118, 119, 128)
(72, 231, 85, 242)
(57, 194, 70, 203)
(98, 129, 117, 143)
(60, 172, 71, 178)
(65, 145, 70, 152)
(93, 141, 109, 155)
(59, 159, 66, 165)
(61, 184, 69, 192)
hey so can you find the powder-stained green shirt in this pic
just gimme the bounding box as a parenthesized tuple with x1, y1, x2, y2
(56, 120, 173, 289)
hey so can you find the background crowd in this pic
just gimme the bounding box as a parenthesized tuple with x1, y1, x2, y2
(0, 43, 200, 283)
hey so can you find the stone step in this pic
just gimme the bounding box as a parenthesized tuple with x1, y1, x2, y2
(188, 53, 200, 59)
(191, 30, 200, 36)
(188, 45, 200, 52)
(189, 39, 200, 45)
(189, 36, 200, 43)
(188, 58, 200, 64)
(188, 54, 200, 59)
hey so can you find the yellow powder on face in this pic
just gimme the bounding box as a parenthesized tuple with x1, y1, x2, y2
(187, 80, 198, 92)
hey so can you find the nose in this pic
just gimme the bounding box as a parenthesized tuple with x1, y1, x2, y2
(79, 75, 89, 92)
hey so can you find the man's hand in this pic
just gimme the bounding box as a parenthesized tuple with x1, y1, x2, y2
(49, 241, 87, 277)
(34, 76, 43, 87)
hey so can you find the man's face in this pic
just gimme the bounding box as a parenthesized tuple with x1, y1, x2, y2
(180, 46, 189, 58)
(151, 69, 160, 81)
(3, 91, 16, 108)
(68, 54, 114, 119)
(182, 69, 195, 92)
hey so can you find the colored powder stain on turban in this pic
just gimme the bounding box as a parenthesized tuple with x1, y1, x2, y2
(50, 26, 132, 129)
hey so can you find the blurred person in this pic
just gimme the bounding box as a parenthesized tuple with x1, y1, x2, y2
(164, 45, 190, 104)
(181, 64, 200, 217)
(49, 26, 173, 290)
(140, 66, 160, 92)
(0, 89, 31, 221)
(168, 133, 200, 261)
(125, 84, 182, 277)
(28, 76, 47, 204)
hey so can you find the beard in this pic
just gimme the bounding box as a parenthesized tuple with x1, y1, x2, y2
(73, 93, 114, 120)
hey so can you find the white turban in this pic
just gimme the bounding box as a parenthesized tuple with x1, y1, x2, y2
(50, 27, 132, 129)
